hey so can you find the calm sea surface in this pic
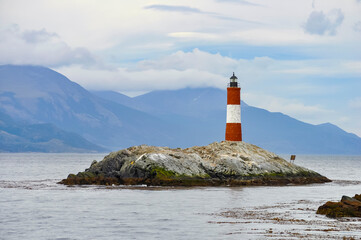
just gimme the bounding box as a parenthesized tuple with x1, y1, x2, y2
(0, 153, 360, 240)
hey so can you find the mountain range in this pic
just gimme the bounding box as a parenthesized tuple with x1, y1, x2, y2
(1, 64, 361, 154)
(0, 110, 107, 153)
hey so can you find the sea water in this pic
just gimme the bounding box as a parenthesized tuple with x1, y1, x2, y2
(0, 153, 360, 240)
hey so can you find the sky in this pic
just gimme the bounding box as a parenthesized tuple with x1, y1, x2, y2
(0, 0, 361, 136)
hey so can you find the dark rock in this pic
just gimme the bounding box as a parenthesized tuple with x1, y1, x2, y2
(353, 194, 361, 201)
(317, 194, 361, 218)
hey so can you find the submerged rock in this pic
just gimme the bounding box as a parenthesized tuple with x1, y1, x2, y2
(317, 194, 361, 218)
(60, 141, 330, 186)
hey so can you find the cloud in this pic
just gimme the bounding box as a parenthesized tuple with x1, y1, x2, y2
(168, 32, 219, 40)
(354, 21, 361, 32)
(144, 5, 202, 13)
(0, 25, 99, 68)
(304, 9, 344, 35)
(57, 48, 361, 94)
(57, 65, 225, 92)
(135, 48, 239, 74)
(135, 48, 361, 80)
(167, 28, 321, 46)
(56, 49, 271, 93)
(215, 0, 262, 7)
(230, 29, 320, 45)
(349, 98, 361, 109)
(342, 61, 361, 73)
(144, 4, 259, 23)
(21, 28, 59, 43)
(243, 93, 333, 118)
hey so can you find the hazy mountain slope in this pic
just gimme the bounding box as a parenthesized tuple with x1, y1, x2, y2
(0, 65, 175, 150)
(91, 91, 134, 108)
(2, 65, 361, 153)
(242, 106, 361, 154)
(93, 88, 227, 119)
(93, 89, 361, 154)
(0, 111, 108, 152)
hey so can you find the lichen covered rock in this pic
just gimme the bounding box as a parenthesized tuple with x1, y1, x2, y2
(317, 194, 361, 218)
(60, 141, 330, 186)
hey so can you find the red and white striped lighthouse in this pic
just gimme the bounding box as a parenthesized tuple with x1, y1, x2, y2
(225, 72, 242, 141)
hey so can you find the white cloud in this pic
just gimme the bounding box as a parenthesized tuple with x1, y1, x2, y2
(215, 0, 262, 6)
(135, 48, 239, 74)
(56, 49, 281, 93)
(168, 32, 220, 40)
(52, 49, 361, 100)
(144, 5, 203, 14)
(342, 61, 361, 73)
(0, 25, 98, 67)
(21, 28, 58, 43)
(1, 0, 359, 58)
(56, 65, 225, 92)
(136, 49, 361, 80)
(349, 97, 361, 109)
(304, 9, 344, 35)
(230, 29, 322, 45)
(168, 29, 324, 46)
(243, 92, 333, 121)
(354, 21, 361, 32)
(144, 3, 260, 24)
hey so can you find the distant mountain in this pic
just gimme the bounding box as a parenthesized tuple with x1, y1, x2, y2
(0, 65, 176, 150)
(94, 89, 361, 154)
(2, 64, 361, 154)
(93, 88, 227, 118)
(0, 110, 107, 152)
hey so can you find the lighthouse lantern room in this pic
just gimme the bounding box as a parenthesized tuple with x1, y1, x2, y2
(225, 72, 242, 141)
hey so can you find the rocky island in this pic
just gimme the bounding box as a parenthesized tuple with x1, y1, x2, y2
(60, 141, 330, 186)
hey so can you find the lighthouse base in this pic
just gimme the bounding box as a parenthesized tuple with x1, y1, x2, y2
(225, 123, 242, 141)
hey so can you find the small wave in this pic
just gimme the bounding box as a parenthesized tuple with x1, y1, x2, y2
(331, 180, 361, 186)
(0, 179, 61, 190)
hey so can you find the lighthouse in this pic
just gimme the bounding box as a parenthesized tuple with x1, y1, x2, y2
(225, 72, 242, 141)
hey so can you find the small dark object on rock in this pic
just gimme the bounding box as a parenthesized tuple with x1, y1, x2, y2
(317, 194, 361, 218)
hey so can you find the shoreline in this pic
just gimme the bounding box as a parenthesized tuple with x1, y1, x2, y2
(59, 175, 331, 186)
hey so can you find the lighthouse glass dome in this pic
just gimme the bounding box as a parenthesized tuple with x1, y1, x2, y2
(229, 72, 238, 87)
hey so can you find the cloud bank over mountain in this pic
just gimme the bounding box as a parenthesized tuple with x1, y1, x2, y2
(1, 65, 361, 153)
(0, 0, 360, 136)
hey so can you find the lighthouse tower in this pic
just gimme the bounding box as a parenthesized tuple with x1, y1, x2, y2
(225, 72, 242, 141)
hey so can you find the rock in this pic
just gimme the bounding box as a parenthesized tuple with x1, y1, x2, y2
(59, 141, 331, 186)
(317, 194, 361, 218)
(354, 194, 361, 201)
(90, 160, 98, 167)
(341, 195, 361, 208)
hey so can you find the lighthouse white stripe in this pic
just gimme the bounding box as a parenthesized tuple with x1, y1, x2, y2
(226, 105, 241, 123)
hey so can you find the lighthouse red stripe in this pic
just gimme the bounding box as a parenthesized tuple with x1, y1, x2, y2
(225, 123, 242, 141)
(227, 88, 240, 105)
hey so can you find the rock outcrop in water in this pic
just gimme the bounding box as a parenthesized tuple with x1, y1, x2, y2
(60, 141, 330, 186)
(317, 194, 361, 218)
